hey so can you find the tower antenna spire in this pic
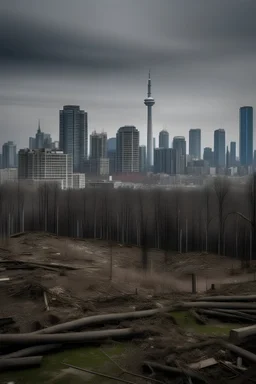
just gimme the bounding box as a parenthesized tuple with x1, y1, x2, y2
(38, 119, 41, 133)
(148, 69, 151, 97)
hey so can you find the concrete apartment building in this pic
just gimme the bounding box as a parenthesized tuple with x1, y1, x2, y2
(18, 149, 73, 189)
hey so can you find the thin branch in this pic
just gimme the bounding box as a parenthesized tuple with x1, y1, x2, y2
(100, 349, 165, 384)
(62, 363, 138, 384)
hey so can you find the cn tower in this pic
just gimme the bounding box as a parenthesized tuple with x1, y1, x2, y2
(144, 71, 155, 170)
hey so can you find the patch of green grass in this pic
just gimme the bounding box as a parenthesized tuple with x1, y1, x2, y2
(171, 311, 236, 337)
(0, 344, 126, 384)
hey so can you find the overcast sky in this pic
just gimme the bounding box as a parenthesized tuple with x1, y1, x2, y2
(1, 0, 256, 152)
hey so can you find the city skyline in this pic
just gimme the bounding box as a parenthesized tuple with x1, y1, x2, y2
(1, 0, 256, 150)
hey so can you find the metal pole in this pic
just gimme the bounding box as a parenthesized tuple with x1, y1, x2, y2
(180, 229, 182, 253)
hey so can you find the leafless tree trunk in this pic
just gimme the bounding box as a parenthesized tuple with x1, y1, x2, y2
(212, 177, 230, 255)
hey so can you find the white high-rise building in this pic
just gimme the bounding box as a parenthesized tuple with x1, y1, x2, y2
(18, 149, 73, 189)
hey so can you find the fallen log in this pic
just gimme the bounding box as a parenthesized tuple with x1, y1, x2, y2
(0, 356, 42, 371)
(220, 341, 256, 364)
(34, 306, 173, 335)
(229, 325, 256, 344)
(197, 309, 256, 323)
(0, 260, 78, 271)
(196, 295, 256, 302)
(177, 301, 256, 310)
(210, 309, 256, 322)
(143, 361, 210, 383)
(0, 328, 144, 346)
(10, 232, 26, 238)
(1, 344, 62, 359)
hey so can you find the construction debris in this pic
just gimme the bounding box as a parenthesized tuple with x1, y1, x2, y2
(2, 232, 256, 383)
(188, 358, 218, 370)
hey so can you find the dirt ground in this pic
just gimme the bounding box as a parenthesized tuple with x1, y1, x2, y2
(0, 231, 255, 333)
(1, 232, 256, 383)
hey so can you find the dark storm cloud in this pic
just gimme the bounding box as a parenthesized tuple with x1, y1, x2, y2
(0, 14, 197, 73)
(1, 0, 256, 149)
(2, 0, 256, 74)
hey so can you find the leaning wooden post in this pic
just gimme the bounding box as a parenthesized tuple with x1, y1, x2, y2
(191, 273, 197, 294)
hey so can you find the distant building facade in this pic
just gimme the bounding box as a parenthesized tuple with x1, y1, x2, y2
(172, 136, 186, 174)
(18, 149, 73, 189)
(2, 141, 17, 168)
(139, 145, 147, 172)
(214, 129, 225, 168)
(154, 148, 176, 174)
(59, 105, 88, 172)
(29, 121, 52, 150)
(116, 126, 139, 173)
(73, 173, 86, 189)
(230, 141, 237, 167)
(107, 138, 117, 175)
(203, 147, 214, 167)
(187, 160, 209, 175)
(189, 129, 201, 160)
(0, 168, 18, 184)
(159, 130, 169, 148)
(240, 106, 253, 166)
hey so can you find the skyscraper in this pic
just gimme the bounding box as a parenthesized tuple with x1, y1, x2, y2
(35, 121, 45, 149)
(172, 136, 186, 174)
(214, 129, 226, 168)
(2, 141, 17, 168)
(189, 129, 201, 160)
(85, 131, 109, 175)
(159, 130, 169, 148)
(139, 145, 147, 172)
(90, 132, 107, 159)
(203, 147, 214, 167)
(230, 141, 236, 167)
(240, 106, 253, 166)
(116, 126, 139, 173)
(154, 148, 175, 174)
(107, 138, 116, 175)
(29, 120, 52, 150)
(144, 71, 155, 170)
(59, 105, 88, 172)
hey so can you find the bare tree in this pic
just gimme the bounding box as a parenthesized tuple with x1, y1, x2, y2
(212, 177, 230, 255)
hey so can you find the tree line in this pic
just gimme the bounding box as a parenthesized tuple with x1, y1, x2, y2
(0, 175, 256, 268)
